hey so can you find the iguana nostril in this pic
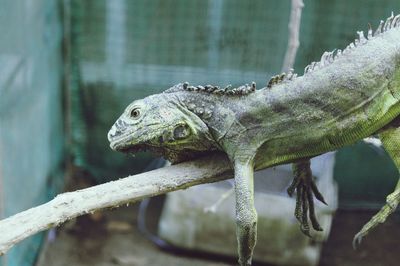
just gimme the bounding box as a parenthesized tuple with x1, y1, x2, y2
(107, 125, 123, 142)
(116, 119, 127, 129)
(114, 129, 122, 136)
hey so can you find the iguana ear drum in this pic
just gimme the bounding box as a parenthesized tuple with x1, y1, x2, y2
(173, 124, 191, 140)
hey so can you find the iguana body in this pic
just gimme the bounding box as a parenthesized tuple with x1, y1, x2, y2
(108, 14, 400, 266)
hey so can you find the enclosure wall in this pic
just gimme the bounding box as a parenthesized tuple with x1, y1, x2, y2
(0, 1, 64, 265)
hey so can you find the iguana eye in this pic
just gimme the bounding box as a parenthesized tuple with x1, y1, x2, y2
(130, 108, 141, 119)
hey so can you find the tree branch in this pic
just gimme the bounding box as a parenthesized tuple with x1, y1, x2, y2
(0, 154, 232, 255)
(281, 0, 304, 73)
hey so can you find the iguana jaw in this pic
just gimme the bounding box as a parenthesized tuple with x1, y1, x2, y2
(108, 132, 147, 153)
(108, 123, 189, 153)
(108, 119, 216, 162)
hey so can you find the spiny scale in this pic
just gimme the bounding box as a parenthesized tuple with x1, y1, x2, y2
(267, 69, 297, 88)
(165, 81, 257, 96)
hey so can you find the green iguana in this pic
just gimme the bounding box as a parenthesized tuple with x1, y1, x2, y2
(108, 13, 400, 266)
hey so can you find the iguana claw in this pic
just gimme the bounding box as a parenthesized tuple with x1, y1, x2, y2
(288, 159, 327, 236)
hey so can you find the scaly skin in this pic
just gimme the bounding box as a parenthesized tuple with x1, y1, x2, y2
(108, 14, 400, 265)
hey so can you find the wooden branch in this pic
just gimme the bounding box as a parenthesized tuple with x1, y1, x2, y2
(0, 154, 232, 255)
(281, 0, 304, 73)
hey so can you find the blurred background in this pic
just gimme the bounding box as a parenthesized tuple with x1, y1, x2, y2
(1, 0, 400, 265)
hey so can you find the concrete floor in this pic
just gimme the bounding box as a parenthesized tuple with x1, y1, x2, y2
(37, 198, 400, 266)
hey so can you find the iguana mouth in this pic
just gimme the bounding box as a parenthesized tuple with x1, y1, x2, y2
(117, 144, 148, 153)
(110, 135, 163, 155)
(115, 142, 167, 158)
(109, 133, 135, 150)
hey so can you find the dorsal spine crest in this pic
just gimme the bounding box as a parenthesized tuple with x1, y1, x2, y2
(165, 81, 256, 96)
(302, 12, 400, 75)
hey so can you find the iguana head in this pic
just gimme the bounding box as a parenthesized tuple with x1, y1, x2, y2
(107, 92, 218, 163)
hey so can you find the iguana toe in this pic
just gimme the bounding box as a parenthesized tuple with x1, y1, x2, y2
(287, 175, 300, 197)
(310, 180, 327, 205)
(306, 186, 323, 231)
(300, 190, 312, 236)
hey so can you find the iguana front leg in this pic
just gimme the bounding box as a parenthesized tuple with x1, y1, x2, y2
(287, 159, 327, 236)
(233, 157, 257, 266)
(353, 126, 400, 247)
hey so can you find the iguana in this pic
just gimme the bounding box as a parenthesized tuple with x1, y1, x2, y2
(108, 13, 400, 266)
